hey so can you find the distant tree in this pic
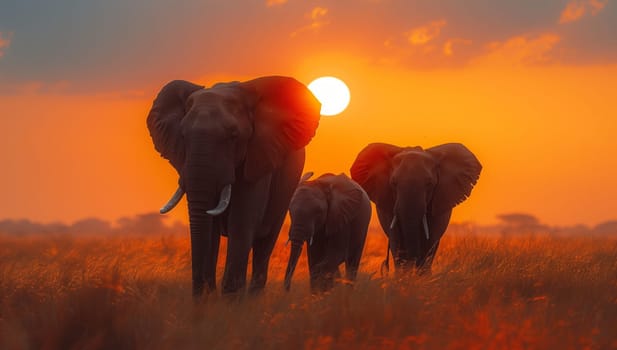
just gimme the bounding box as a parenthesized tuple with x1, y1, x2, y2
(0, 213, 188, 236)
(497, 213, 540, 226)
(0, 219, 69, 235)
(497, 213, 548, 235)
(115, 212, 182, 235)
(553, 224, 590, 236)
(593, 220, 617, 235)
(70, 217, 113, 235)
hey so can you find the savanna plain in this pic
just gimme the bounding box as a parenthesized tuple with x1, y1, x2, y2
(1, 224, 616, 350)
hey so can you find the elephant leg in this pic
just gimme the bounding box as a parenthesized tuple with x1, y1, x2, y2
(222, 176, 272, 295)
(307, 244, 325, 293)
(345, 216, 370, 282)
(417, 212, 450, 275)
(323, 267, 338, 291)
(249, 229, 279, 294)
(311, 236, 344, 292)
(416, 239, 441, 275)
(312, 259, 340, 293)
(329, 245, 350, 284)
(309, 264, 328, 293)
(378, 209, 409, 271)
(222, 234, 253, 295)
(250, 148, 305, 293)
(345, 250, 362, 282)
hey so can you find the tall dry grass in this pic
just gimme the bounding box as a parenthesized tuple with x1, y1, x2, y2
(1, 227, 616, 349)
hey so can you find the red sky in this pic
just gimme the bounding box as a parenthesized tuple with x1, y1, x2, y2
(1, 0, 616, 226)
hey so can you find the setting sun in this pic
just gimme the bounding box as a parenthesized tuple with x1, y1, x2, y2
(307, 76, 351, 116)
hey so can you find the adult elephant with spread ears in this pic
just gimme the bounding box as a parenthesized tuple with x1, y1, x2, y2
(146, 76, 321, 296)
(350, 143, 481, 274)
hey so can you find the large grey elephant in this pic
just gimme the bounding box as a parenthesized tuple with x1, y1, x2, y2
(284, 172, 371, 293)
(146, 76, 321, 296)
(350, 143, 481, 273)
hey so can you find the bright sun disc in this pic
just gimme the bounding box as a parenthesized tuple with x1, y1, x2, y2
(308, 76, 350, 116)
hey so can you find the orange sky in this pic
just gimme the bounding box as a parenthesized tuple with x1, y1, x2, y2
(1, 1, 616, 226)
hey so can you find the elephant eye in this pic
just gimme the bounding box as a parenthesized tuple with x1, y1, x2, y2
(229, 129, 239, 139)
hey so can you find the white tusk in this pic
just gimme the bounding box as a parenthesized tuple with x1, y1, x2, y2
(309, 235, 314, 246)
(160, 187, 185, 214)
(390, 215, 397, 230)
(300, 172, 314, 182)
(206, 184, 232, 216)
(423, 214, 430, 240)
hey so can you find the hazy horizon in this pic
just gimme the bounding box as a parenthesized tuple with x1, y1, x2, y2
(1, 210, 615, 236)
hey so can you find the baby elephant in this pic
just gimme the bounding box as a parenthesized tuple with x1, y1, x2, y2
(284, 172, 371, 293)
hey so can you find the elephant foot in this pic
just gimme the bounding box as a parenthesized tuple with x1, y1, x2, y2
(393, 264, 415, 279)
(310, 274, 336, 294)
(192, 281, 205, 297)
(191, 287, 210, 308)
(192, 280, 217, 303)
(248, 282, 266, 295)
(221, 290, 247, 304)
(222, 277, 247, 296)
(415, 265, 433, 277)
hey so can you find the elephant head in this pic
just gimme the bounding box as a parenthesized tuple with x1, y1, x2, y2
(147, 76, 320, 295)
(351, 143, 481, 268)
(284, 172, 365, 291)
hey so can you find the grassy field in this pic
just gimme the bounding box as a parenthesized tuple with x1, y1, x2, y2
(1, 226, 616, 349)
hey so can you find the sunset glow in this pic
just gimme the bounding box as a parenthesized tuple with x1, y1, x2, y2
(0, 1, 615, 227)
(307, 76, 350, 116)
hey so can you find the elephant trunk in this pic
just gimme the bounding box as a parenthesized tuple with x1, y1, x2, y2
(187, 197, 215, 296)
(184, 161, 231, 296)
(284, 240, 303, 291)
(408, 214, 427, 260)
(394, 201, 428, 265)
(181, 138, 235, 296)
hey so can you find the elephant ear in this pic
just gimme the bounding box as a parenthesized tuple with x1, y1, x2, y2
(427, 143, 482, 214)
(146, 80, 204, 171)
(239, 76, 321, 181)
(350, 143, 404, 205)
(319, 174, 365, 236)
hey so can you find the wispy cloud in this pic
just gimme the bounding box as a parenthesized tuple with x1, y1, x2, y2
(474, 33, 561, 66)
(0, 32, 13, 58)
(266, 0, 287, 7)
(309, 6, 328, 21)
(0, 80, 72, 95)
(380, 19, 476, 68)
(559, 0, 609, 24)
(406, 19, 446, 45)
(443, 38, 473, 57)
(291, 6, 329, 37)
